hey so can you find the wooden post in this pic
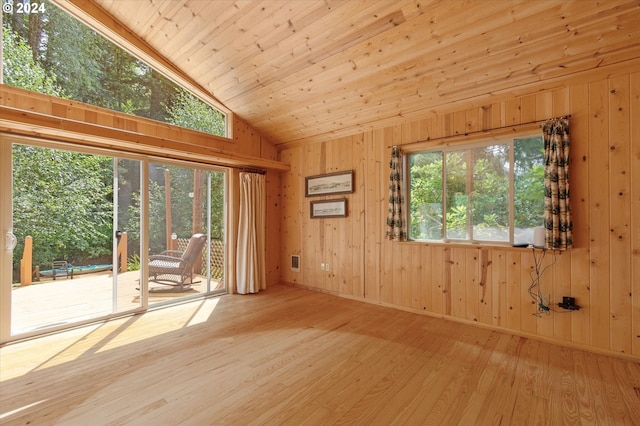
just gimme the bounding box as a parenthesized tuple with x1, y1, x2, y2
(164, 169, 173, 251)
(117, 232, 128, 272)
(20, 236, 32, 286)
(192, 170, 204, 274)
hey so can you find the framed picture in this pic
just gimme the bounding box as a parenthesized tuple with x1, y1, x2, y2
(305, 170, 353, 197)
(310, 198, 347, 218)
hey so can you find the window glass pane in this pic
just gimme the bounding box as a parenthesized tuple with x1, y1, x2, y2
(514, 136, 545, 244)
(1, 0, 226, 137)
(472, 145, 510, 242)
(409, 152, 443, 240)
(445, 151, 469, 240)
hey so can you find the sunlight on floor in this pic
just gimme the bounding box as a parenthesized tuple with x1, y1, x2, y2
(0, 399, 50, 421)
(187, 297, 221, 327)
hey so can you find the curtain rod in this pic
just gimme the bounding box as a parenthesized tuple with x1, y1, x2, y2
(239, 167, 266, 175)
(388, 115, 571, 149)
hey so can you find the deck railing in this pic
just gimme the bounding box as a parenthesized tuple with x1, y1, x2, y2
(177, 238, 224, 280)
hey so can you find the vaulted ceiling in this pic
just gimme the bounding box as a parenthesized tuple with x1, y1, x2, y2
(65, 0, 640, 146)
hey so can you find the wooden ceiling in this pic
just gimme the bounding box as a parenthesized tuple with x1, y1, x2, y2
(66, 0, 640, 146)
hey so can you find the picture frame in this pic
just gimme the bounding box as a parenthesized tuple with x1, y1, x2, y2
(305, 170, 353, 197)
(310, 198, 347, 218)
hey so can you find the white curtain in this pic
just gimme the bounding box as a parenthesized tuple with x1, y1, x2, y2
(236, 172, 266, 294)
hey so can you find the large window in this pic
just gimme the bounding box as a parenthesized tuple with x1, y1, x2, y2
(1, 0, 226, 137)
(408, 134, 545, 245)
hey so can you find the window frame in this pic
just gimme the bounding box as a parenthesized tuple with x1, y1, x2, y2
(4, 0, 232, 139)
(406, 130, 544, 247)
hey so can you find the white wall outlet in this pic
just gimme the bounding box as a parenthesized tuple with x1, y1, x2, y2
(325, 263, 330, 271)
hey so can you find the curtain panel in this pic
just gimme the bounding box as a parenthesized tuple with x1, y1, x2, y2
(386, 145, 407, 241)
(236, 172, 266, 294)
(542, 117, 572, 250)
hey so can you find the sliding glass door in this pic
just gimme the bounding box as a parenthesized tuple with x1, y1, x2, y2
(3, 141, 143, 337)
(0, 136, 227, 343)
(147, 162, 226, 305)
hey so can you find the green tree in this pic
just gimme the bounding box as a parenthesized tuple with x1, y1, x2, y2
(12, 145, 113, 269)
(166, 89, 226, 137)
(1, 26, 63, 96)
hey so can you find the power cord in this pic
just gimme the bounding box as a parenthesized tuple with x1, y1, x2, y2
(528, 247, 557, 316)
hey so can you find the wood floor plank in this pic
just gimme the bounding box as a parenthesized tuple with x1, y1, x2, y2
(1, 283, 639, 425)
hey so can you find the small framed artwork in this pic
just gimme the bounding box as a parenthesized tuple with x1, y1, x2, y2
(305, 170, 353, 197)
(310, 198, 347, 218)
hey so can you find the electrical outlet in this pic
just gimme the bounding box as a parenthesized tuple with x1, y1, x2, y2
(325, 263, 330, 271)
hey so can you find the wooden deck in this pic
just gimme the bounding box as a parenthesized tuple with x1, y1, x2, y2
(10, 270, 223, 335)
(1, 283, 639, 425)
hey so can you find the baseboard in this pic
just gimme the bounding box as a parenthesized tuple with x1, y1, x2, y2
(279, 281, 640, 363)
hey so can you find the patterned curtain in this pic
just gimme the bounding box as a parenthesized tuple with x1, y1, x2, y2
(542, 117, 572, 250)
(386, 145, 407, 241)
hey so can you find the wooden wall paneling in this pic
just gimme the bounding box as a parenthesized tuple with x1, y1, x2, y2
(432, 114, 446, 141)
(265, 171, 281, 285)
(480, 103, 500, 131)
(301, 143, 319, 287)
(417, 117, 431, 144)
(478, 248, 493, 325)
(608, 75, 632, 355)
(569, 83, 591, 249)
(390, 243, 403, 307)
(571, 249, 591, 345)
(465, 108, 481, 134)
(552, 87, 571, 118)
(278, 70, 638, 360)
(505, 251, 522, 330)
(504, 98, 521, 127)
(552, 251, 572, 341)
(399, 243, 411, 308)
(536, 91, 553, 121)
(431, 247, 445, 316)
(520, 94, 537, 123)
(449, 247, 466, 319)
(280, 148, 302, 284)
(569, 83, 592, 345)
(588, 79, 611, 350)
(443, 247, 453, 316)
(520, 250, 539, 336)
(420, 245, 432, 313)
(381, 129, 394, 303)
(492, 250, 507, 328)
(352, 133, 365, 298)
(344, 135, 356, 297)
(338, 137, 353, 296)
(381, 236, 394, 304)
(390, 126, 404, 306)
(364, 131, 381, 300)
(450, 111, 467, 137)
(465, 248, 480, 322)
(631, 71, 640, 357)
(332, 141, 344, 291)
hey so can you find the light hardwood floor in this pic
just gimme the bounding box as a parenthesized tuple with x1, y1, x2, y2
(1, 284, 639, 425)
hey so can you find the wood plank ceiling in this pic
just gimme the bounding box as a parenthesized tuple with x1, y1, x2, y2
(81, 0, 640, 146)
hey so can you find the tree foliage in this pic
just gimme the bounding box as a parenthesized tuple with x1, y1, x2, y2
(2, 0, 225, 131)
(1, 26, 63, 96)
(12, 146, 113, 268)
(3, 3, 227, 275)
(409, 138, 545, 242)
(167, 90, 226, 137)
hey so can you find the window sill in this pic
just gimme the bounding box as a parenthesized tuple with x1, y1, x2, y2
(401, 239, 550, 252)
